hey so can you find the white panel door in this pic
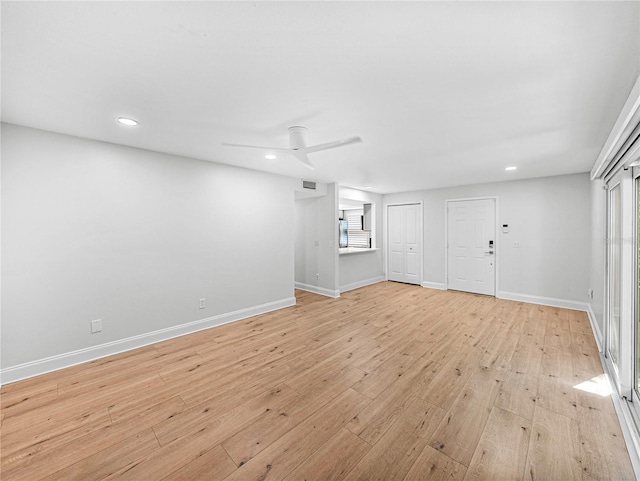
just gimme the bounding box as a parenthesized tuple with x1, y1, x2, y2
(447, 199, 495, 295)
(388, 204, 421, 285)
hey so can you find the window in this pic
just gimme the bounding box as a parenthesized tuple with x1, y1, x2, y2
(345, 209, 370, 248)
(338, 200, 375, 250)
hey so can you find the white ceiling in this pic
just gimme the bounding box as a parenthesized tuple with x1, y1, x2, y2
(2, 1, 639, 194)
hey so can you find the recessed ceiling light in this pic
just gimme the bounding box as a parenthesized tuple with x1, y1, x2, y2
(265, 154, 277, 160)
(117, 117, 138, 126)
(505, 166, 517, 171)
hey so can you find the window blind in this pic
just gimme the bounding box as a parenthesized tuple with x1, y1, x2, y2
(345, 210, 369, 247)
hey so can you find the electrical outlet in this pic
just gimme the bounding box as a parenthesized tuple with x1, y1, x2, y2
(199, 298, 206, 309)
(91, 319, 102, 333)
(512, 241, 521, 248)
(588, 289, 594, 299)
(316, 273, 320, 280)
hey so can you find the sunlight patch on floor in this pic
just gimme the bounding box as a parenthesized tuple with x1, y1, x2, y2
(574, 374, 612, 397)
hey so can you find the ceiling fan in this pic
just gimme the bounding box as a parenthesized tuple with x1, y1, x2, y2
(222, 126, 362, 170)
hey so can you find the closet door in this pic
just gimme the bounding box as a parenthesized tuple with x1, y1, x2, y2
(388, 204, 421, 285)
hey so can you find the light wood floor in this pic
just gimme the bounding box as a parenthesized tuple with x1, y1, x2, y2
(0, 282, 635, 480)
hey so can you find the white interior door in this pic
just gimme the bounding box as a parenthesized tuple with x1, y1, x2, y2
(388, 204, 421, 285)
(447, 198, 496, 296)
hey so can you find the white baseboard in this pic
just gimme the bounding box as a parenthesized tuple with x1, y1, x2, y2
(421, 281, 446, 290)
(0, 297, 296, 385)
(340, 276, 386, 293)
(496, 290, 588, 312)
(586, 303, 604, 353)
(294, 282, 340, 298)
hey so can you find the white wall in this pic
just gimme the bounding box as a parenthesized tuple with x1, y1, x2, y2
(383, 173, 591, 306)
(338, 187, 385, 292)
(588, 178, 607, 345)
(294, 183, 339, 296)
(1, 124, 296, 377)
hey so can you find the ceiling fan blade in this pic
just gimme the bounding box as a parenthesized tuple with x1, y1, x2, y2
(293, 152, 315, 170)
(221, 142, 291, 153)
(302, 136, 362, 154)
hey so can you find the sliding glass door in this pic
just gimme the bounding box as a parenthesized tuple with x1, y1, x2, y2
(609, 181, 622, 373)
(633, 172, 640, 411)
(606, 170, 634, 398)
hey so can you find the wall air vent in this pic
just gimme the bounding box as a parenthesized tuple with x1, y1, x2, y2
(302, 180, 316, 190)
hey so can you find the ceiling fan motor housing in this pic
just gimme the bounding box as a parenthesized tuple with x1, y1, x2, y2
(288, 126, 309, 150)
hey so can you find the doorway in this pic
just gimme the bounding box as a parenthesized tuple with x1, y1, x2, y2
(387, 203, 422, 285)
(446, 197, 496, 296)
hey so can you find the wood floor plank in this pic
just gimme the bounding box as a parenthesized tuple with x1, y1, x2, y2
(152, 383, 297, 447)
(457, 366, 505, 406)
(176, 347, 305, 408)
(524, 406, 582, 481)
(160, 444, 237, 481)
(572, 341, 604, 381)
(540, 345, 575, 381)
(40, 428, 160, 481)
(464, 406, 531, 481)
(569, 310, 592, 335)
(281, 428, 370, 481)
(56, 349, 182, 397)
(347, 357, 440, 445)
(343, 396, 444, 481)
(1, 405, 111, 460)
(460, 318, 497, 352)
(421, 348, 483, 410)
(5, 374, 167, 431)
(352, 350, 418, 399)
(536, 374, 579, 420)
(219, 388, 371, 481)
(508, 335, 544, 378)
(577, 397, 636, 481)
(403, 445, 467, 481)
(480, 329, 519, 371)
(222, 365, 364, 466)
(284, 334, 377, 393)
(0, 381, 58, 419)
(538, 345, 578, 419)
(1, 395, 186, 479)
(495, 370, 538, 420)
(428, 396, 493, 466)
(103, 437, 234, 480)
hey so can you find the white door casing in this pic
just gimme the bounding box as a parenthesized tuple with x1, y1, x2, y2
(446, 198, 496, 296)
(387, 203, 421, 285)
